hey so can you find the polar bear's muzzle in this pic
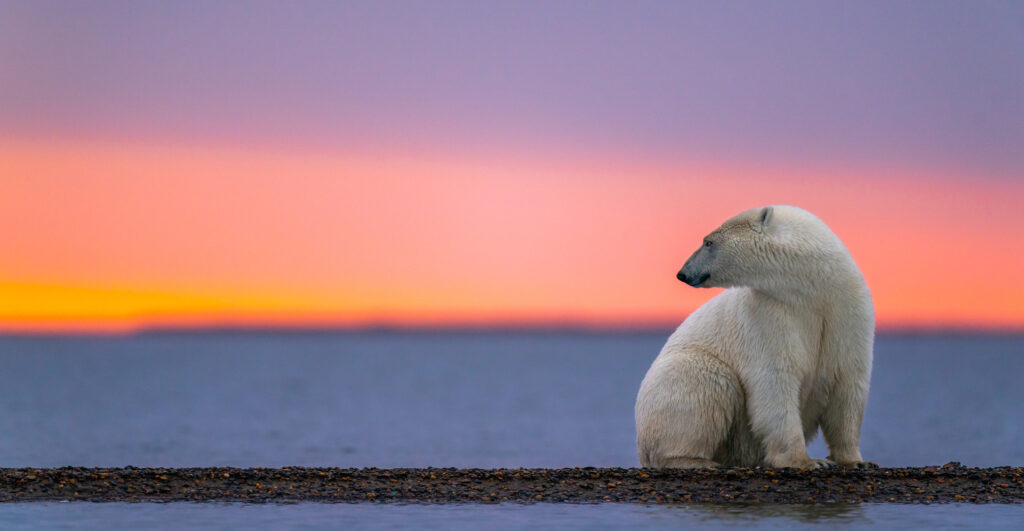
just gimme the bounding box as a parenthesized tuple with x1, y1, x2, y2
(677, 269, 710, 287)
(678, 245, 715, 287)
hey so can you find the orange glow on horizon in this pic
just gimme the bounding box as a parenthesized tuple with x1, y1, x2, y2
(3, 138, 1023, 333)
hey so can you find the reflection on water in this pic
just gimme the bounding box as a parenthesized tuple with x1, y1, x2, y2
(2, 502, 1023, 530)
(683, 503, 865, 524)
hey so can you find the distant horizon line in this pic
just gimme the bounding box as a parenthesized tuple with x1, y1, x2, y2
(1, 322, 1022, 338)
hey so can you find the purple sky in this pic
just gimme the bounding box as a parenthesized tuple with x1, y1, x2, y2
(2, 1, 1022, 176)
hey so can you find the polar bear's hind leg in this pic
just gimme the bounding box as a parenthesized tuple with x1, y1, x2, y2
(636, 350, 744, 469)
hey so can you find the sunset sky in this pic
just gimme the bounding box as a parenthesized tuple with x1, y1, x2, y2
(2, 1, 1022, 332)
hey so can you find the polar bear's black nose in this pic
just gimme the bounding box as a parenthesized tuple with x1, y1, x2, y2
(677, 271, 689, 283)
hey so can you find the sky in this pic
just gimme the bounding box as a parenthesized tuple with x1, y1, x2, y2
(1, 1, 1022, 332)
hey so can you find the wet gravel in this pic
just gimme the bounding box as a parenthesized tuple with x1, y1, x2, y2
(1, 463, 1021, 504)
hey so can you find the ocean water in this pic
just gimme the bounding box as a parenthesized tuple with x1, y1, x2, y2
(0, 331, 1022, 528)
(1, 502, 1022, 530)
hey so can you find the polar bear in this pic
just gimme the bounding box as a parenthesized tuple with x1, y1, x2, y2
(635, 205, 875, 469)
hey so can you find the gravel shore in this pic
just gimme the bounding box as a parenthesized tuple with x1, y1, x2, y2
(2, 463, 1021, 504)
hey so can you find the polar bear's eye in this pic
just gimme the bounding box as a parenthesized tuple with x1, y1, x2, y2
(704, 240, 713, 248)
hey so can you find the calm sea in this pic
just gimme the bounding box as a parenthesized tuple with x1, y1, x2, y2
(0, 331, 1022, 528)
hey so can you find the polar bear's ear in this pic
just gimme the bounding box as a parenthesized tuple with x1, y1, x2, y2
(757, 206, 774, 230)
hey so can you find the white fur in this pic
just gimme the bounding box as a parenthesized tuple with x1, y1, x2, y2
(635, 205, 874, 469)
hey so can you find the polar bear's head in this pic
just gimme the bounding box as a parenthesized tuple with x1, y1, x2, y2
(677, 205, 843, 292)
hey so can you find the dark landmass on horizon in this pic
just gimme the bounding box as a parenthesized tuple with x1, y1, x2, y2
(2, 465, 1022, 504)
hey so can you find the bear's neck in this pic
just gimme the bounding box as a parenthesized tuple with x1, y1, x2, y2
(750, 259, 866, 310)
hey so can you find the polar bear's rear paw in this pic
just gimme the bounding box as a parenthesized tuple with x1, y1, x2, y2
(660, 457, 720, 469)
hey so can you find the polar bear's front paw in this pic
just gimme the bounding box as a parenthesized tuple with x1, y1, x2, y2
(809, 459, 836, 469)
(770, 456, 835, 469)
(839, 461, 879, 469)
